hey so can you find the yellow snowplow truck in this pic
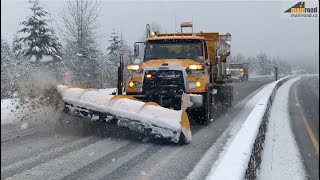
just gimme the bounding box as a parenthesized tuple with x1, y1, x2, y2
(125, 23, 233, 124)
(56, 23, 233, 144)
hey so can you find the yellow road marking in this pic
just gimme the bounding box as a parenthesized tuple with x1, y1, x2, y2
(141, 148, 183, 180)
(294, 84, 319, 156)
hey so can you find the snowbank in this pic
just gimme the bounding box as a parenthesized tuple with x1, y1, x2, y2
(1, 98, 21, 124)
(258, 77, 306, 180)
(206, 76, 291, 180)
(1, 97, 59, 126)
(57, 85, 191, 142)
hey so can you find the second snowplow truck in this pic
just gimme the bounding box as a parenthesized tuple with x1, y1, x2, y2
(57, 23, 233, 144)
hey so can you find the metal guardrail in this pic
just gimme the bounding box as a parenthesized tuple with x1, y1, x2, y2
(244, 76, 292, 180)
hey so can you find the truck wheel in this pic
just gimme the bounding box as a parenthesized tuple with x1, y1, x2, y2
(198, 88, 212, 125)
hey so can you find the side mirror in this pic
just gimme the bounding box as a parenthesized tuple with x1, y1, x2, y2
(133, 59, 142, 64)
(134, 44, 139, 57)
(196, 56, 204, 62)
(204, 59, 210, 66)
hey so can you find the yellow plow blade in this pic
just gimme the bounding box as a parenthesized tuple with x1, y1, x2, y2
(57, 85, 192, 144)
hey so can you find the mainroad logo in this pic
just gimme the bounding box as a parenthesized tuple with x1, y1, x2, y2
(284, 2, 318, 18)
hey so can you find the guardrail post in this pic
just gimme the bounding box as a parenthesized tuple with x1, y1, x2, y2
(274, 66, 278, 81)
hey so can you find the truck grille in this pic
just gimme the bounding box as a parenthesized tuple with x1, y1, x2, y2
(142, 70, 185, 93)
(142, 70, 185, 110)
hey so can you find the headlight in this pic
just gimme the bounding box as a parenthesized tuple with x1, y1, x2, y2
(128, 81, 141, 88)
(240, 69, 244, 72)
(127, 65, 140, 70)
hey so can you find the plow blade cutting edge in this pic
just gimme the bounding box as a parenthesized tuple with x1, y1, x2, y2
(57, 85, 192, 144)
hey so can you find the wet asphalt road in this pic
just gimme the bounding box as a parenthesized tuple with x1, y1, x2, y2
(1, 77, 274, 180)
(289, 75, 319, 180)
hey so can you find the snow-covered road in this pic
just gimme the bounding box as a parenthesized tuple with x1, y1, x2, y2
(1, 78, 273, 180)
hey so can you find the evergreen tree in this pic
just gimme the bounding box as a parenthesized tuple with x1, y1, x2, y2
(107, 30, 121, 58)
(104, 30, 121, 87)
(102, 30, 133, 87)
(1, 37, 16, 99)
(12, 34, 22, 56)
(17, 0, 61, 62)
(256, 51, 272, 75)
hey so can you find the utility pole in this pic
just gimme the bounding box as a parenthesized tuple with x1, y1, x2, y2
(118, 48, 124, 95)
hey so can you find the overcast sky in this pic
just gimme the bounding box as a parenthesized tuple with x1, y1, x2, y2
(1, 0, 319, 66)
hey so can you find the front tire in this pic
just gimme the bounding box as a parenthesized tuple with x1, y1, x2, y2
(197, 87, 213, 125)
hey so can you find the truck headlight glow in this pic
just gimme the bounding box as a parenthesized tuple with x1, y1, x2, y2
(195, 81, 201, 87)
(129, 81, 141, 88)
(127, 65, 140, 70)
(188, 65, 203, 70)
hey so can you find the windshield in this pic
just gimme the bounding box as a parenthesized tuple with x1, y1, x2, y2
(229, 64, 244, 69)
(144, 39, 203, 62)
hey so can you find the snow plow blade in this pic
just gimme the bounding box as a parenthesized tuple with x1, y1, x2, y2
(57, 85, 192, 144)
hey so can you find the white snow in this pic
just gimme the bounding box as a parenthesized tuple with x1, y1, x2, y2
(39, 54, 54, 63)
(29, 55, 37, 62)
(28, 54, 55, 63)
(206, 76, 290, 180)
(32, 46, 40, 52)
(1, 97, 60, 126)
(57, 85, 189, 141)
(258, 76, 306, 180)
(1, 98, 21, 124)
(97, 88, 117, 95)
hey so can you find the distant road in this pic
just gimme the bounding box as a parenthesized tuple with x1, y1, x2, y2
(289, 75, 319, 180)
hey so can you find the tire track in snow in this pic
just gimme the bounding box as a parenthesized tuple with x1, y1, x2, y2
(1, 127, 38, 143)
(4, 139, 132, 180)
(1, 135, 81, 167)
(60, 142, 139, 180)
(1, 136, 101, 179)
(102, 145, 161, 180)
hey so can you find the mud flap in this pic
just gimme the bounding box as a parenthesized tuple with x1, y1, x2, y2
(213, 84, 233, 110)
